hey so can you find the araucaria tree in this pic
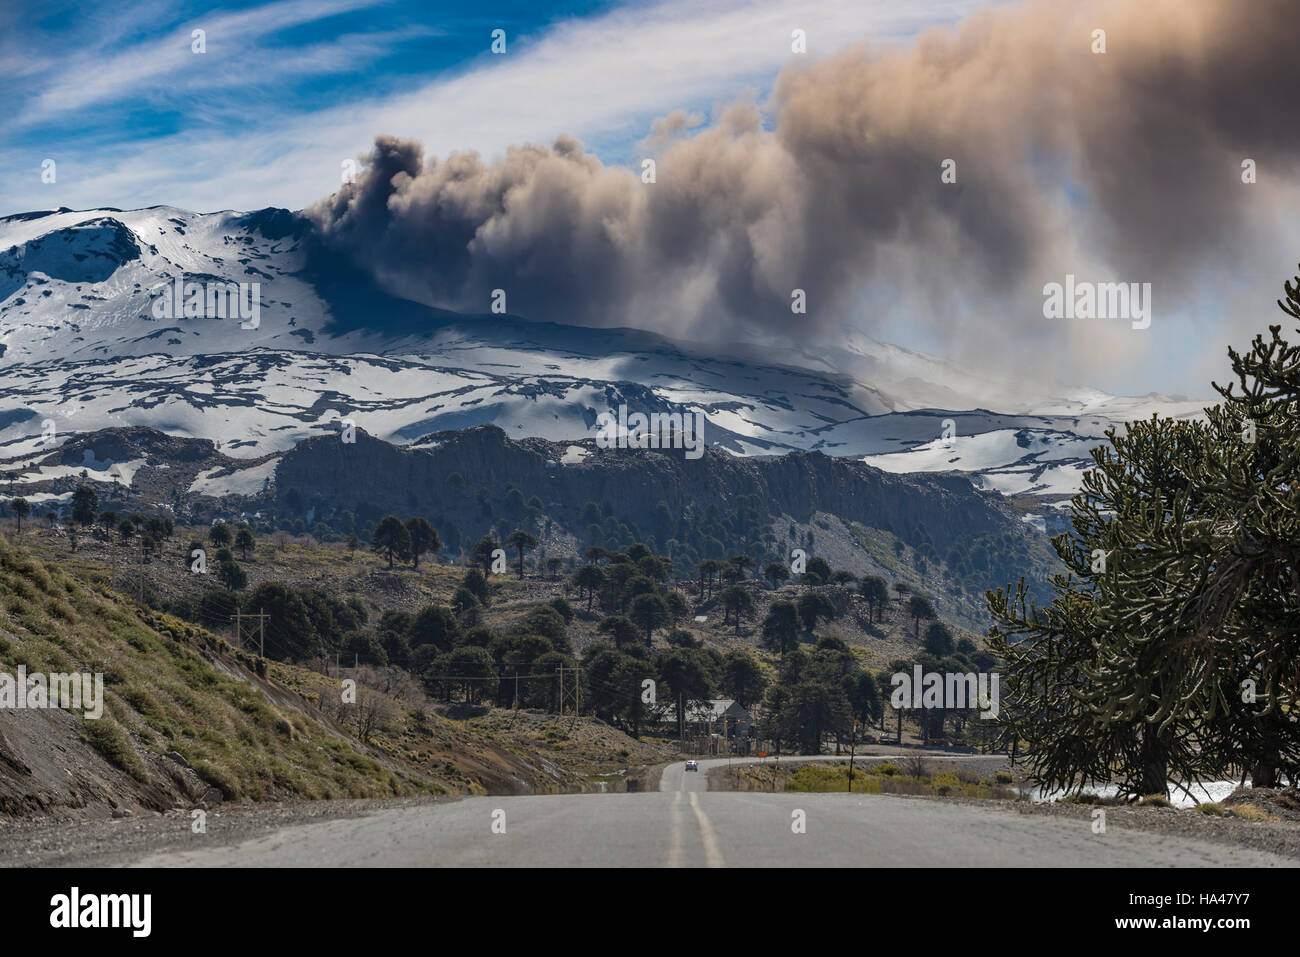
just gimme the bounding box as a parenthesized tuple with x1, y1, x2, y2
(572, 563, 606, 611)
(71, 485, 98, 527)
(405, 517, 441, 569)
(987, 269, 1300, 799)
(10, 497, 30, 537)
(761, 601, 802, 655)
(234, 526, 256, 560)
(371, 515, 412, 568)
(629, 592, 670, 645)
(505, 528, 538, 580)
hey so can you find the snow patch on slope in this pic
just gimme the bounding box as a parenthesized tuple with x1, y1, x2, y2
(188, 458, 280, 497)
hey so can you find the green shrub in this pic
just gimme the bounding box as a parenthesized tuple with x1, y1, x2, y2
(1229, 804, 1274, 821)
(83, 718, 148, 783)
(192, 760, 241, 800)
(783, 764, 846, 792)
(121, 685, 163, 720)
(1062, 792, 1102, 804)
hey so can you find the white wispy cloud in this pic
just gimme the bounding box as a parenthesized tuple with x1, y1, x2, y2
(11, 0, 396, 126)
(0, 0, 983, 215)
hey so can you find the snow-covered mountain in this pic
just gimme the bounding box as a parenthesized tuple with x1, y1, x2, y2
(0, 204, 1207, 502)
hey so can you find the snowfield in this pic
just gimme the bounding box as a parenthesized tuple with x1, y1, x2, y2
(0, 204, 1209, 500)
(187, 458, 280, 497)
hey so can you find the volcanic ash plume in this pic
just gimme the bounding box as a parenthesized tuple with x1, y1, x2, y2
(305, 0, 1300, 355)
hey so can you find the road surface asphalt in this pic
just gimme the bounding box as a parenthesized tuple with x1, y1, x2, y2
(131, 753, 1297, 867)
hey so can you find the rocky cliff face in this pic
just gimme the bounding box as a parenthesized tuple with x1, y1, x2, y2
(275, 425, 1025, 552)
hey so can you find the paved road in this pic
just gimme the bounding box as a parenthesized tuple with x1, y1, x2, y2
(133, 768, 1296, 868)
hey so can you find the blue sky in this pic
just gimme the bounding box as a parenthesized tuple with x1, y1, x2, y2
(0, 0, 982, 216)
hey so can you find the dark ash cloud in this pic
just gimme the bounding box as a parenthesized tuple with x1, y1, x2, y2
(305, 0, 1300, 373)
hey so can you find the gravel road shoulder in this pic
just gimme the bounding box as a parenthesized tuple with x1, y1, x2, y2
(0, 795, 461, 868)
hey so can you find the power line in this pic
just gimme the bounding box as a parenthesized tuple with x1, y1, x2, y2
(230, 608, 269, 656)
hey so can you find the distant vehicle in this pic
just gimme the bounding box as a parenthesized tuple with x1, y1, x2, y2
(685, 760, 698, 772)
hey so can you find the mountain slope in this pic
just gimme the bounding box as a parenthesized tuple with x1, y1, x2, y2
(0, 205, 1207, 500)
(0, 529, 423, 815)
(276, 424, 1029, 557)
(0, 532, 669, 817)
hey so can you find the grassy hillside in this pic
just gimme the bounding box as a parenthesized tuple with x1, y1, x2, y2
(0, 532, 669, 818)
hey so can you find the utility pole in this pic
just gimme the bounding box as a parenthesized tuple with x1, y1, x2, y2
(557, 664, 563, 716)
(513, 673, 519, 710)
(566, 665, 580, 730)
(847, 714, 858, 793)
(232, 608, 270, 657)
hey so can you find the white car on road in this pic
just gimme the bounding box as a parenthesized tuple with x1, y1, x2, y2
(685, 760, 698, 772)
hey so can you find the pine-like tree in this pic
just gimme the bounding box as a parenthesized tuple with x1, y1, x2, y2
(988, 269, 1300, 797)
(405, 517, 441, 569)
(505, 528, 538, 580)
(371, 515, 412, 568)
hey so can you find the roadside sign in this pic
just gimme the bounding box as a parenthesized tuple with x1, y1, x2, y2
(758, 751, 767, 758)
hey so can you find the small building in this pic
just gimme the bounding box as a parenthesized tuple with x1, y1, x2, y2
(701, 698, 752, 738)
(652, 698, 752, 737)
